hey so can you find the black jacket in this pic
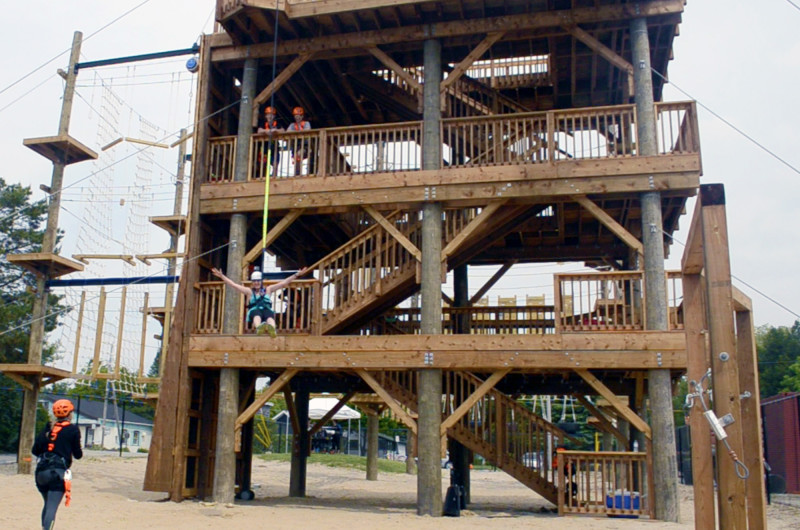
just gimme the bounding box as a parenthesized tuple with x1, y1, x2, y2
(32, 421, 83, 469)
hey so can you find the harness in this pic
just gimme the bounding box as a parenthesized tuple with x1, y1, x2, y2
(37, 421, 69, 473)
(248, 288, 272, 312)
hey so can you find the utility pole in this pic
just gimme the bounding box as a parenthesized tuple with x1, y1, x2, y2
(17, 31, 85, 474)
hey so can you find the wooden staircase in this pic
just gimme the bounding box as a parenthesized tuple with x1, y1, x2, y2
(372, 370, 575, 505)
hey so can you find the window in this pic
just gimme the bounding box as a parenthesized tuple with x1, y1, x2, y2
(132, 431, 140, 446)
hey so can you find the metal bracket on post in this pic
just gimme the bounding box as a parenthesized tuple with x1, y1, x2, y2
(423, 352, 434, 366)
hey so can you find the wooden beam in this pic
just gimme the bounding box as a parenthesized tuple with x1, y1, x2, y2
(576, 395, 628, 448)
(253, 52, 315, 106)
(356, 369, 417, 434)
(91, 287, 106, 377)
(700, 184, 746, 529)
(211, 2, 685, 62)
(283, 388, 301, 438)
(284, 0, 439, 19)
(241, 209, 303, 270)
(235, 368, 298, 430)
(362, 205, 421, 261)
(469, 261, 515, 305)
(4, 372, 34, 391)
(365, 46, 421, 92)
(72, 291, 86, 375)
(732, 286, 752, 312)
(572, 194, 642, 256)
(564, 24, 634, 95)
(138, 294, 149, 378)
(113, 286, 127, 377)
(441, 201, 506, 260)
(681, 197, 704, 274)
(307, 389, 358, 437)
(72, 253, 137, 266)
(441, 291, 453, 306)
(440, 369, 508, 435)
(575, 368, 651, 439)
(440, 32, 505, 92)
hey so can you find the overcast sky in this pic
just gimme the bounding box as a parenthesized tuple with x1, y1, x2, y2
(1, 0, 798, 332)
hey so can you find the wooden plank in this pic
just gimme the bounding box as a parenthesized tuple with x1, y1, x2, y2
(732, 286, 752, 312)
(113, 287, 127, 377)
(440, 32, 506, 92)
(575, 368, 651, 438)
(285, 0, 439, 18)
(576, 395, 628, 448)
(700, 184, 747, 529)
(681, 197, 704, 274)
(735, 308, 768, 530)
(138, 292, 149, 378)
(72, 253, 137, 265)
(72, 291, 86, 375)
(440, 369, 508, 435)
(241, 209, 303, 270)
(211, 2, 686, 62)
(283, 388, 301, 438)
(684, 273, 714, 530)
(91, 287, 107, 377)
(3, 372, 33, 391)
(571, 194, 643, 256)
(441, 201, 506, 260)
(469, 262, 515, 305)
(307, 389, 358, 437)
(356, 369, 417, 434)
(253, 52, 315, 106)
(365, 46, 421, 92)
(362, 204, 421, 261)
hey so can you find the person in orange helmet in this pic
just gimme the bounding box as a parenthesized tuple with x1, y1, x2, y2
(257, 105, 284, 177)
(32, 398, 83, 530)
(286, 106, 314, 175)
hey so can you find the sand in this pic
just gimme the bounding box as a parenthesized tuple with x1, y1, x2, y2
(2, 454, 798, 529)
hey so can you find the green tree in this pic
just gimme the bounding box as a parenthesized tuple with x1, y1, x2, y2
(756, 321, 800, 398)
(0, 178, 65, 451)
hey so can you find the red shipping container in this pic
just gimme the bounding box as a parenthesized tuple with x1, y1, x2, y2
(762, 392, 800, 493)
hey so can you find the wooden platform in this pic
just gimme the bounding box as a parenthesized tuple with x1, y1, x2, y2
(23, 134, 98, 165)
(7, 252, 84, 278)
(141, 306, 168, 324)
(0, 364, 74, 389)
(149, 215, 187, 236)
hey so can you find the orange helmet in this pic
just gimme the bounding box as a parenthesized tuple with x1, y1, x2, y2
(264, 106, 276, 114)
(52, 399, 74, 418)
(292, 107, 304, 116)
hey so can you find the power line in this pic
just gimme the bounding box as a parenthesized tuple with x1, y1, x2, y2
(786, 0, 800, 12)
(0, 0, 153, 98)
(0, 74, 58, 115)
(652, 68, 800, 177)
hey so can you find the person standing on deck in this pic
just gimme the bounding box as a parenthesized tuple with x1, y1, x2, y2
(286, 107, 313, 175)
(211, 267, 308, 337)
(257, 106, 283, 177)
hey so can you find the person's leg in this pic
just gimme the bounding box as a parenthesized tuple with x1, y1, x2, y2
(42, 489, 64, 529)
(253, 314, 267, 335)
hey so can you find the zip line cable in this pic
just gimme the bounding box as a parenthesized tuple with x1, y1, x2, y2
(0, 74, 58, 115)
(261, 0, 282, 273)
(662, 230, 800, 320)
(652, 68, 800, 177)
(786, 0, 800, 12)
(0, 0, 153, 98)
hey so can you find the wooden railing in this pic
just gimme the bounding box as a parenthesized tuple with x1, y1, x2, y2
(203, 102, 700, 183)
(193, 279, 320, 335)
(464, 55, 550, 90)
(667, 270, 684, 331)
(557, 450, 654, 519)
(361, 305, 556, 335)
(556, 271, 644, 332)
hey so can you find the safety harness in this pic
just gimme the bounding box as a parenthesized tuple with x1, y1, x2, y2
(37, 420, 72, 506)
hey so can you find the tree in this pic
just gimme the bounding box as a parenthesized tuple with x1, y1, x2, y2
(756, 321, 800, 398)
(0, 178, 65, 451)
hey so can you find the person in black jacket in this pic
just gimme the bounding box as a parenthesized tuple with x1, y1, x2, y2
(32, 398, 83, 530)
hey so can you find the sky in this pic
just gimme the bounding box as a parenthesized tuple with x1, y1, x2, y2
(1, 0, 798, 362)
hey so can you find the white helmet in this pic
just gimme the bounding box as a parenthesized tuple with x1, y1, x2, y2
(250, 270, 263, 281)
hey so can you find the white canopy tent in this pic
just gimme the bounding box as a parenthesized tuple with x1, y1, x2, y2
(308, 397, 362, 420)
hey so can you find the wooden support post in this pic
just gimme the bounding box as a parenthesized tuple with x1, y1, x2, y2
(631, 15, 678, 522)
(417, 37, 443, 518)
(91, 287, 107, 378)
(72, 291, 86, 375)
(451, 265, 470, 503)
(735, 303, 768, 530)
(18, 31, 83, 475)
(289, 389, 310, 497)
(113, 286, 127, 376)
(213, 57, 257, 504)
(366, 406, 380, 481)
(682, 273, 715, 530)
(700, 184, 747, 529)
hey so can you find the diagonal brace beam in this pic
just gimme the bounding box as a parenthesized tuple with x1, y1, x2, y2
(440, 369, 509, 436)
(576, 368, 651, 439)
(242, 210, 303, 271)
(441, 32, 506, 92)
(365, 46, 421, 93)
(363, 205, 421, 262)
(572, 194, 643, 258)
(469, 261, 516, 305)
(576, 395, 629, 448)
(253, 52, 315, 107)
(308, 389, 358, 437)
(564, 24, 634, 95)
(356, 369, 417, 434)
(441, 201, 506, 261)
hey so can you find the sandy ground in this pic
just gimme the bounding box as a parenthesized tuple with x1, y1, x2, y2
(2, 454, 799, 529)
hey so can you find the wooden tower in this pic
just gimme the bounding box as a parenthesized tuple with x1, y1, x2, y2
(142, 1, 766, 526)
